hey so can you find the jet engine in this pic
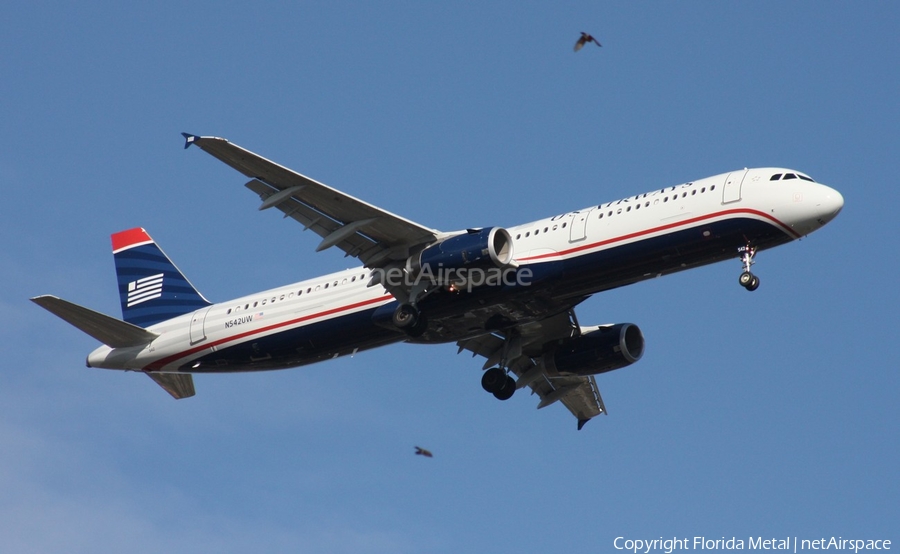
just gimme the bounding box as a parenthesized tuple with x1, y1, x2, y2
(407, 227, 513, 274)
(542, 323, 645, 376)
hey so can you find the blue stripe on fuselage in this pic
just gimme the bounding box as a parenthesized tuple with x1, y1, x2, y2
(181, 216, 792, 373)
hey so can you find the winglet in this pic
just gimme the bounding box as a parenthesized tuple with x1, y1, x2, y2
(181, 132, 198, 149)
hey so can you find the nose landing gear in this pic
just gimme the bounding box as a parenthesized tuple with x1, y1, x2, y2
(737, 245, 760, 291)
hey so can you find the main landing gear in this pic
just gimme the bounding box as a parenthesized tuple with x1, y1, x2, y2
(737, 245, 760, 291)
(392, 303, 427, 337)
(481, 367, 516, 401)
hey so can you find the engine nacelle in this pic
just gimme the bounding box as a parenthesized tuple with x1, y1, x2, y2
(407, 227, 514, 274)
(543, 323, 645, 377)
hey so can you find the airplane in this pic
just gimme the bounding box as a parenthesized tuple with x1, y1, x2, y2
(31, 133, 844, 429)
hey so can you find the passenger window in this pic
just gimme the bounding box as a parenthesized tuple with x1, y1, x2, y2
(562, 222, 567, 228)
(525, 232, 530, 237)
(543, 227, 548, 233)
(599, 213, 604, 219)
(227, 308, 232, 315)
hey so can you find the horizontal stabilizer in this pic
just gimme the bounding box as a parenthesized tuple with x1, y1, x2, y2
(31, 295, 158, 348)
(146, 372, 195, 399)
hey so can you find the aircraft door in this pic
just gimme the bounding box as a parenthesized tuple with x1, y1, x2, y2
(722, 169, 748, 204)
(189, 306, 212, 345)
(569, 208, 595, 242)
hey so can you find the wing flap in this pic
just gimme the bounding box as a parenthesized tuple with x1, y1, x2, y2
(245, 179, 384, 263)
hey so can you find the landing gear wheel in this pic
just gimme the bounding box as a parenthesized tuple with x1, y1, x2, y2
(481, 367, 507, 394)
(392, 303, 419, 329)
(492, 375, 516, 401)
(739, 271, 760, 291)
(482, 369, 516, 400)
(747, 275, 760, 291)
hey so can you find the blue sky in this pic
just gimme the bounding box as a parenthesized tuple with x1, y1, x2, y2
(2, 2, 897, 552)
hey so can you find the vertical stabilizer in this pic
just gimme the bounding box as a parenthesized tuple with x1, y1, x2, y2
(112, 228, 211, 326)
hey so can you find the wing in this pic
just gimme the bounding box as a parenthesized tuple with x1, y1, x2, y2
(457, 310, 607, 430)
(182, 134, 442, 268)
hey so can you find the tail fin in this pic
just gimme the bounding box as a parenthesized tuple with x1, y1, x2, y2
(112, 228, 211, 326)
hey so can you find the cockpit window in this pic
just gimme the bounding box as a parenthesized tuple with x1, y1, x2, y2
(770, 172, 816, 183)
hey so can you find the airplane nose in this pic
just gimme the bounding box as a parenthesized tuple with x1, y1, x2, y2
(827, 187, 844, 215)
(817, 184, 844, 224)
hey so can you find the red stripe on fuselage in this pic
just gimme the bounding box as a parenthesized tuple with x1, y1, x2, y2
(143, 294, 394, 372)
(519, 208, 798, 262)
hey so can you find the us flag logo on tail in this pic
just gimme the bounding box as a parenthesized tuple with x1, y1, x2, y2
(127, 273, 164, 307)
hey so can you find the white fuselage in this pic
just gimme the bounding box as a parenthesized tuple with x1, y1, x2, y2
(87, 168, 843, 374)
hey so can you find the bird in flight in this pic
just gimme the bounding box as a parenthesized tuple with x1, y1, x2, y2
(574, 31, 602, 51)
(414, 446, 433, 458)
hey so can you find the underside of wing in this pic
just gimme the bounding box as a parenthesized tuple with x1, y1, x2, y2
(457, 310, 608, 430)
(183, 134, 441, 267)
